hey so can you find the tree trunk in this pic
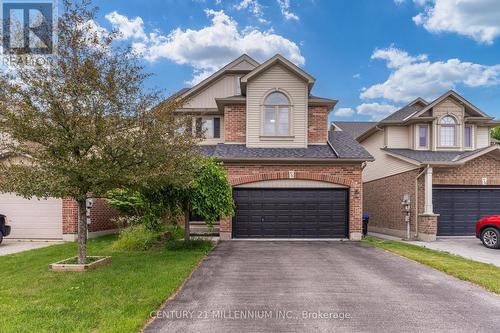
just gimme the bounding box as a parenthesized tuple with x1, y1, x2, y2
(184, 200, 190, 242)
(77, 198, 88, 264)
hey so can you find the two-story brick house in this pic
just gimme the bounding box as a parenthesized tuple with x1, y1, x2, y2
(174, 54, 373, 240)
(334, 91, 500, 241)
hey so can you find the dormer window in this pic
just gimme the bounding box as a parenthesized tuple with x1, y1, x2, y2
(439, 116, 457, 147)
(263, 91, 290, 136)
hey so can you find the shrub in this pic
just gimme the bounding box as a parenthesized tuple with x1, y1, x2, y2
(111, 225, 162, 251)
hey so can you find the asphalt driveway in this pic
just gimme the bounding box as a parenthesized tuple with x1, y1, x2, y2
(145, 241, 500, 333)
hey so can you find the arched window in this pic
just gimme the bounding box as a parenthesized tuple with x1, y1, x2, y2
(263, 91, 290, 136)
(440, 116, 457, 147)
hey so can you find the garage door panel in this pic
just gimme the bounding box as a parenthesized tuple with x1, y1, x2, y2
(0, 193, 62, 239)
(233, 188, 348, 238)
(434, 188, 500, 236)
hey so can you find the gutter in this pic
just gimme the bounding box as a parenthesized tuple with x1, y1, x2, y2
(217, 157, 373, 163)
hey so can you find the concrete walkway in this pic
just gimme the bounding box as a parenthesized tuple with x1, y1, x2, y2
(408, 238, 500, 267)
(145, 241, 500, 333)
(369, 232, 500, 267)
(0, 239, 61, 256)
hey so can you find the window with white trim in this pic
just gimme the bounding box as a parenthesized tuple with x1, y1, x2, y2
(464, 125, 473, 148)
(417, 125, 428, 148)
(263, 92, 290, 136)
(195, 117, 221, 139)
(440, 116, 457, 147)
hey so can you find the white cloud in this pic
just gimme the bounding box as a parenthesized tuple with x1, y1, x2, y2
(334, 107, 355, 117)
(356, 103, 399, 120)
(361, 46, 500, 103)
(353, 73, 361, 79)
(234, 0, 268, 23)
(371, 46, 427, 69)
(413, 0, 500, 44)
(277, 0, 299, 21)
(105, 11, 146, 40)
(106, 9, 304, 85)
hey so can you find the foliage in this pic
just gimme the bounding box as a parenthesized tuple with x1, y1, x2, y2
(0, 0, 200, 262)
(106, 189, 146, 216)
(111, 225, 162, 251)
(189, 158, 235, 227)
(492, 126, 500, 142)
(165, 239, 215, 252)
(106, 187, 183, 232)
(0, 235, 212, 333)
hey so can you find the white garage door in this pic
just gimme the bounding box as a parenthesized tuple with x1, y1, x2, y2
(0, 193, 62, 239)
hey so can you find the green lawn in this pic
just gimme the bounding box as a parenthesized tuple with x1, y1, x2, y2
(363, 236, 500, 294)
(0, 236, 213, 333)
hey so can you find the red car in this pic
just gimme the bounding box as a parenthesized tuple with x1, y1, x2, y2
(476, 216, 500, 249)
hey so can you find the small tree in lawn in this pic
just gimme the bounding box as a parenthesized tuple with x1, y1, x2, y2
(185, 158, 235, 241)
(0, 0, 199, 263)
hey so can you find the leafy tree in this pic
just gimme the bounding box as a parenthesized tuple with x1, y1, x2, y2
(0, 0, 199, 263)
(492, 126, 500, 142)
(105, 158, 234, 241)
(187, 158, 234, 240)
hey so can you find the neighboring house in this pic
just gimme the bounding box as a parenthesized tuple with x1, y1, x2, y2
(334, 91, 500, 241)
(0, 154, 117, 240)
(173, 54, 373, 240)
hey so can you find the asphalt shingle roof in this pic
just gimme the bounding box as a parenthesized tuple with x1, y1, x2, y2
(328, 131, 374, 159)
(383, 147, 493, 164)
(333, 121, 377, 139)
(380, 103, 425, 123)
(199, 131, 373, 161)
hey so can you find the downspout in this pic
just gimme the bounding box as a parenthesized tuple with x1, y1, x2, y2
(414, 165, 429, 239)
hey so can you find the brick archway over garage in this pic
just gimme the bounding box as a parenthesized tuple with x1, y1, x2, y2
(230, 171, 355, 188)
(220, 164, 364, 241)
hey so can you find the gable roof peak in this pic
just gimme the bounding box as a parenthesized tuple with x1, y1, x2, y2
(240, 53, 315, 93)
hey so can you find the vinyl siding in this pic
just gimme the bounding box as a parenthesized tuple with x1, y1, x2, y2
(361, 130, 418, 182)
(246, 64, 308, 148)
(386, 126, 410, 148)
(184, 75, 238, 109)
(476, 126, 491, 148)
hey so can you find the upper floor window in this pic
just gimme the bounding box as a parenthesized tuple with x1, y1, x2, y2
(195, 117, 220, 139)
(263, 92, 290, 136)
(417, 125, 428, 148)
(440, 116, 457, 147)
(464, 125, 473, 148)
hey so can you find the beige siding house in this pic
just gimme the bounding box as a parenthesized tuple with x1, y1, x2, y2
(334, 91, 500, 241)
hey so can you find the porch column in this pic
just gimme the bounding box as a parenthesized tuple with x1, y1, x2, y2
(424, 167, 434, 214)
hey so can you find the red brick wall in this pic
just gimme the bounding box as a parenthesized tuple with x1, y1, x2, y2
(433, 154, 500, 185)
(363, 169, 424, 235)
(89, 198, 118, 232)
(62, 198, 118, 235)
(224, 104, 246, 143)
(62, 198, 78, 234)
(222, 163, 363, 239)
(308, 106, 329, 144)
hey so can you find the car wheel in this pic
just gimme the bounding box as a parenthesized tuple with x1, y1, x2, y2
(0, 232, 3, 245)
(481, 228, 500, 249)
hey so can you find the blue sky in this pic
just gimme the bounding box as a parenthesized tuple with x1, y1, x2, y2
(90, 0, 500, 122)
